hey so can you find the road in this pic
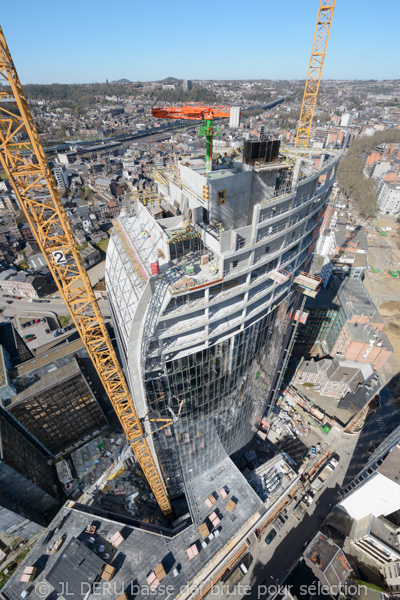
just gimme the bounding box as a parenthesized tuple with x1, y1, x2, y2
(0, 261, 110, 321)
(0, 295, 110, 319)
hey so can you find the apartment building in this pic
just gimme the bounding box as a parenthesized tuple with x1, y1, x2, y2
(378, 182, 400, 216)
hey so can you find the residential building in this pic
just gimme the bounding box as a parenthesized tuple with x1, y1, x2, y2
(294, 278, 387, 364)
(183, 80, 192, 92)
(294, 357, 373, 400)
(53, 162, 69, 189)
(340, 113, 353, 127)
(94, 177, 112, 193)
(79, 243, 101, 269)
(0, 269, 56, 299)
(303, 531, 351, 592)
(377, 182, 400, 216)
(332, 321, 392, 370)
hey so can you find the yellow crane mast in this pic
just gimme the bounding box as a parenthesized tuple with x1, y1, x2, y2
(295, 0, 336, 148)
(0, 26, 172, 517)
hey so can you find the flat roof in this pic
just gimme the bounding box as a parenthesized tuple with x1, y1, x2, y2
(2, 454, 266, 600)
(10, 360, 82, 406)
(46, 537, 105, 600)
(304, 532, 350, 586)
(338, 279, 383, 323)
(15, 338, 84, 377)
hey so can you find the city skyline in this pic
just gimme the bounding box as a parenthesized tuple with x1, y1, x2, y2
(1, 0, 399, 84)
(2, 4, 400, 595)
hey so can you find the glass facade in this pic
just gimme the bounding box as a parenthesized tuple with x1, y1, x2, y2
(9, 363, 107, 456)
(296, 306, 346, 355)
(145, 297, 294, 497)
(105, 149, 342, 500)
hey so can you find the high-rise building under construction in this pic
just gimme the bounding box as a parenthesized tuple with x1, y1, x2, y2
(105, 142, 341, 497)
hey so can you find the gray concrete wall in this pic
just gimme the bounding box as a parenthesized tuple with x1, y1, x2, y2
(209, 171, 253, 230)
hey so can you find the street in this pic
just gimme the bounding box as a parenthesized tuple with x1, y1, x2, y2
(0, 295, 110, 320)
(207, 387, 400, 600)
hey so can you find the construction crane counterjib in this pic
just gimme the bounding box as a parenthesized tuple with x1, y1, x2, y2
(0, 26, 172, 517)
(152, 105, 231, 121)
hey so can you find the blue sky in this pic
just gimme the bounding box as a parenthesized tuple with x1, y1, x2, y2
(1, 0, 399, 84)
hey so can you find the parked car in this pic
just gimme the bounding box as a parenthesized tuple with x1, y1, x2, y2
(265, 529, 277, 545)
(6, 300, 13, 304)
(329, 457, 339, 469)
(40, 318, 46, 323)
(21, 323, 27, 328)
(34, 319, 39, 323)
(52, 331, 60, 337)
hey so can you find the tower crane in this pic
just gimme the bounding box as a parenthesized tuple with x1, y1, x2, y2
(0, 0, 334, 519)
(295, 0, 336, 148)
(152, 105, 232, 171)
(0, 26, 172, 517)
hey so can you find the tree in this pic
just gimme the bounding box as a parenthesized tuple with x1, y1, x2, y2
(337, 129, 400, 217)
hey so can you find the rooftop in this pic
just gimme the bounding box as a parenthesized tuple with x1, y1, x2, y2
(346, 321, 392, 351)
(377, 443, 400, 484)
(46, 537, 105, 600)
(337, 372, 380, 413)
(14, 338, 84, 377)
(304, 531, 350, 587)
(335, 221, 368, 252)
(9, 360, 82, 406)
(338, 278, 382, 323)
(2, 453, 269, 600)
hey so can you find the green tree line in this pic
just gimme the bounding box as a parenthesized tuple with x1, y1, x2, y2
(337, 129, 400, 217)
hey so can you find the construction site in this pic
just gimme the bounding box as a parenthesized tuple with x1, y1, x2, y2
(0, 2, 348, 599)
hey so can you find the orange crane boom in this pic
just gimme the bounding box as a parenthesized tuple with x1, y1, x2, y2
(152, 105, 231, 120)
(0, 26, 172, 517)
(152, 105, 232, 171)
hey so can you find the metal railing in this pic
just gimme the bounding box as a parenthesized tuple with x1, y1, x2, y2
(154, 244, 306, 343)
